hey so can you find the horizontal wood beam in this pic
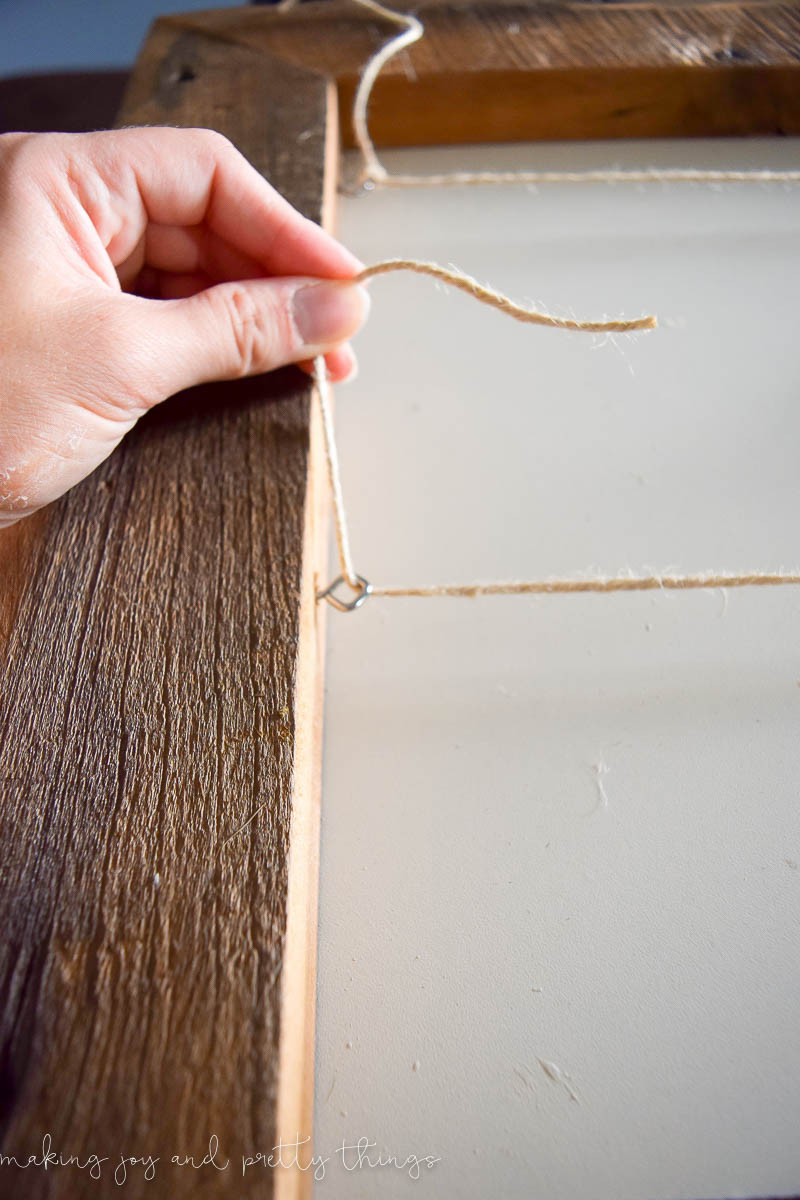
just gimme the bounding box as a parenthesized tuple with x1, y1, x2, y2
(166, 1, 800, 147)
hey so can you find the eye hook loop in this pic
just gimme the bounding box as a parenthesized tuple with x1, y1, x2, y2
(317, 574, 373, 612)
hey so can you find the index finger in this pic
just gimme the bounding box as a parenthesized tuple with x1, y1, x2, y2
(76, 127, 362, 279)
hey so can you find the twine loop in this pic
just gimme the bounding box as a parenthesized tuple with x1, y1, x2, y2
(312, 261, 800, 613)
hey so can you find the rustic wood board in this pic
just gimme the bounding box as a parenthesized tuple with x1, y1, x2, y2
(167, 0, 800, 148)
(0, 20, 334, 1200)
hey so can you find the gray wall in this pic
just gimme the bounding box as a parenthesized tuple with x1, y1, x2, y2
(0, 0, 242, 78)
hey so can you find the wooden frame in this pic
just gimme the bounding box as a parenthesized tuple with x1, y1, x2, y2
(1, 3, 798, 1197)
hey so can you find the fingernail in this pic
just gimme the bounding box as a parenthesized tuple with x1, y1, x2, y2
(293, 281, 370, 347)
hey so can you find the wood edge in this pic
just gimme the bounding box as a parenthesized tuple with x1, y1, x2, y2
(273, 78, 339, 1200)
(163, 0, 797, 29)
(117, 15, 174, 110)
(0, 510, 51, 669)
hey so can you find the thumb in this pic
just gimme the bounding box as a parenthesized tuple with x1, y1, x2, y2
(135, 276, 370, 395)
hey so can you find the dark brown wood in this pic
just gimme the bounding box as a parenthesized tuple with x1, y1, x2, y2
(1, 3, 798, 1198)
(0, 20, 333, 1200)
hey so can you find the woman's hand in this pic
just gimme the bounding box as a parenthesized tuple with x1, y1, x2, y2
(0, 127, 369, 525)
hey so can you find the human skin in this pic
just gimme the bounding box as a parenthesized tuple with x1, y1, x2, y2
(0, 127, 370, 526)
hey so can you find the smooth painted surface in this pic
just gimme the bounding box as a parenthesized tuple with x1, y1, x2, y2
(312, 139, 800, 1199)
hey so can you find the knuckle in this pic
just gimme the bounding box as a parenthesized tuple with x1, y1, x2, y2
(0, 130, 34, 158)
(0, 130, 43, 180)
(214, 285, 281, 378)
(192, 127, 235, 159)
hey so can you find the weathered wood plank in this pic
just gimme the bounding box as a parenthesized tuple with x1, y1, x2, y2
(167, 1, 800, 147)
(0, 21, 333, 1200)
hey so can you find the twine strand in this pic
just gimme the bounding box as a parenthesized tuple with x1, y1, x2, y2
(356, 260, 656, 333)
(351, 0, 423, 187)
(369, 574, 800, 599)
(366, 167, 800, 189)
(313, 356, 360, 592)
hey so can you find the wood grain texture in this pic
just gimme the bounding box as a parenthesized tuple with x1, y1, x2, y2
(0, 21, 333, 1200)
(165, 0, 800, 147)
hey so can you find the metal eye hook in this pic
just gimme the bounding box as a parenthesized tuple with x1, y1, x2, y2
(337, 175, 377, 199)
(317, 574, 373, 612)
